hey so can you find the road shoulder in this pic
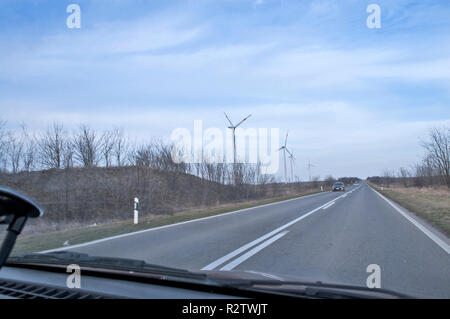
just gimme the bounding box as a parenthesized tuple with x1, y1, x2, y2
(368, 184, 450, 254)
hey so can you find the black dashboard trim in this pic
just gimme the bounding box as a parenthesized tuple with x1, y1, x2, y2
(4, 262, 302, 299)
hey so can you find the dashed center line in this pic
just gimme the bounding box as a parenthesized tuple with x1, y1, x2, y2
(201, 187, 360, 271)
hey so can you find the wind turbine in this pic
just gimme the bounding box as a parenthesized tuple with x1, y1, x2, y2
(278, 131, 292, 183)
(286, 149, 295, 182)
(307, 159, 315, 182)
(224, 112, 251, 164)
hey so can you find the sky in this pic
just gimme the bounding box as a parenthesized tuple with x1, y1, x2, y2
(0, 0, 449, 180)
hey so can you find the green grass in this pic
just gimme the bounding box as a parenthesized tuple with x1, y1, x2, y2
(12, 190, 322, 255)
(370, 183, 450, 237)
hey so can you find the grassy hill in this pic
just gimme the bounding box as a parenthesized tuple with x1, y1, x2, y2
(0, 166, 315, 236)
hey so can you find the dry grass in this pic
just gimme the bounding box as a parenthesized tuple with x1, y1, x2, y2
(371, 184, 450, 237)
(1, 167, 318, 236)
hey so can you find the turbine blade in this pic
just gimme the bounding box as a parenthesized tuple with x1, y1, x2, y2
(235, 114, 252, 128)
(284, 130, 289, 147)
(285, 148, 293, 157)
(224, 112, 234, 127)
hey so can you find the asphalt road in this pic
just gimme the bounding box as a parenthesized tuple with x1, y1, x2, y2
(61, 182, 450, 298)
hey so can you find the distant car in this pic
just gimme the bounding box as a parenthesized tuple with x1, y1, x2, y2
(332, 182, 345, 191)
(353, 182, 359, 186)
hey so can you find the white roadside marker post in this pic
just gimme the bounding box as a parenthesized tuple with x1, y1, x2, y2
(134, 197, 139, 225)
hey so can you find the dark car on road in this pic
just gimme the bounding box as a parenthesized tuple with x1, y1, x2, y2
(332, 182, 345, 192)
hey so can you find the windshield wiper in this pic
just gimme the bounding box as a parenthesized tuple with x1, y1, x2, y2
(212, 278, 414, 299)
(6, 252, 414, 298)
(7, 251, 207, 280)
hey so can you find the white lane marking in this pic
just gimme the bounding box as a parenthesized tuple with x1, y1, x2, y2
(201, 191, 352, 270)
(40, 190, 331, 253)
(220, 231, 289, 271)
(244, 270, 284, 280)
(370, 186, 450, 255)
(322, 202, 335, 210)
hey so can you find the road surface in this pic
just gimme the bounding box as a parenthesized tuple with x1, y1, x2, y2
(59, 182, 450, 298)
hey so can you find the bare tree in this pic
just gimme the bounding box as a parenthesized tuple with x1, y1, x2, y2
(63, 140, 74, 168)
(7, 134, 23, 173)
(0, 118, 8, 171)
(20, 124, 37, 172)
(100, 130, 115, 167)
(38, 123, 66, 169)
(73, 124, 101, 167)
(324, 175, 336, 187)
(133, 143, 153, 167)
(398, 167, 410, 187)
(421, 126, 450, 187)
(381, 169, 395, 186)
(111, 127, 127, 167)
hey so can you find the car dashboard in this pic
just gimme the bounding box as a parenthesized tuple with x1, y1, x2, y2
(0, 265, 242, 299)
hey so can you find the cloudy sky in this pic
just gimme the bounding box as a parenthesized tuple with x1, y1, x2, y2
(0, 0, 449, 180)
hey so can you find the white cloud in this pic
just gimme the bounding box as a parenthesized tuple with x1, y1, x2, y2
(39, 20, 205, 57)
(1, 1, 449, 179)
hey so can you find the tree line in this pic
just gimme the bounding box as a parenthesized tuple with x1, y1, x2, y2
(0, 119, 310, 233)
(1, 121, 138, 172)
(0, 120, 277, 186)
(368, 126, 450, 188)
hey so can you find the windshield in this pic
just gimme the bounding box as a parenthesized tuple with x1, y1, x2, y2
(0, 0, 449, 299)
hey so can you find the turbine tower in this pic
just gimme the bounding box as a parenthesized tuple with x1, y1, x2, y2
(307, 159, 315, 182)
(224, 112, 251, 164)
(286, 149, 295, 182)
